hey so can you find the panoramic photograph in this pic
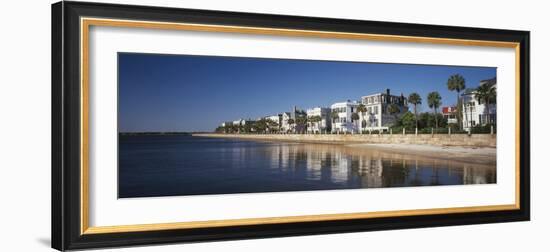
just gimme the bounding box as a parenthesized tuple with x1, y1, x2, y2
(118, 52, 497, 198)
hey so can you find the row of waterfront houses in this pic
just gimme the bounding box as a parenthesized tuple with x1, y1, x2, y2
(221, 89, 409, 134)
(220, 78, 497, 134)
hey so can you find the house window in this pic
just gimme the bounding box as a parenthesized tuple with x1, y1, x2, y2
(374, 97, 378, 103)
(374, 106, 378, 114)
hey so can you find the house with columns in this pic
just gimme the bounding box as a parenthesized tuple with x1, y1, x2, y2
(306, 107, 332, 133)
(359, 89, 408, 132)
(330, 100, 360, 133)
(461, 78, 497, 130)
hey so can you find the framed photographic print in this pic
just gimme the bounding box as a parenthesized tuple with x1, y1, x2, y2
(52, 1, 530, 250)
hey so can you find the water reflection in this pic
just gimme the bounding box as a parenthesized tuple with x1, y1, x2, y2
(118, 136, 496, 198)
(263, 142, 495, 188)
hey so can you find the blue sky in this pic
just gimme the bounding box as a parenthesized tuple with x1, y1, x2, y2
(118, 53, 496, 132)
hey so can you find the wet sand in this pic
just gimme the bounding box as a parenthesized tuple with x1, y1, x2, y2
(347, 143, 496, 166)
(193, 134, 496, 166)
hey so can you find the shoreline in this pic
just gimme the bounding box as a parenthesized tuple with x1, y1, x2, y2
(192, 133, 497, 148)
(192, 133, 496, 165)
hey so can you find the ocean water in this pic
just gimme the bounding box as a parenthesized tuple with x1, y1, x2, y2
(118, 135, 496, 198)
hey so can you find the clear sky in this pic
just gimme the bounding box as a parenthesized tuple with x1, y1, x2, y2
(118, 53, 496, 132)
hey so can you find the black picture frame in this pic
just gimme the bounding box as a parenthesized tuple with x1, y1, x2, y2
(52, 1, 530, 251)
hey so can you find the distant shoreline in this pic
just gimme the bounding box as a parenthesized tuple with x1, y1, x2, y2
(119, 132, 194, 136)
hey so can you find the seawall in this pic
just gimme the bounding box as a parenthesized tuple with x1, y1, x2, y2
(192, 133, 496, 148)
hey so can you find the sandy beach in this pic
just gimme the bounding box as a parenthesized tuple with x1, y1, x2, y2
(347, 143, 496, 165)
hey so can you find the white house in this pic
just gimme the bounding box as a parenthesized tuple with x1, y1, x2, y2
(280, 112, 292, 133)
(306, 107, 331, 133)
(264, 115, 281, 132)
(461, 78, 497, 130)
(359, 89, 408, 132)
(265, 115, 280, 123)
(232, 119, 247, 126)
(279, 106, 307, 133)
(330, 100, 359, 133)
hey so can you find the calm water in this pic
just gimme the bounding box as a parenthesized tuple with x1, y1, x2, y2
(119, 135, 496, 198)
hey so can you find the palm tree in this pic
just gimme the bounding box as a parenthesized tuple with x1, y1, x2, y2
(447, 74, 466, 129)
(408, 92, 422, 129)
(330, 110, 339, 133)
(427, 91, 442, 128)
(287, 118, 295, 133)
(330, 110, 339, 121)
(229, 124, 237, 134)
(295, 116, 307, 134)
(356, 104, 367, 134)
(253, 119, 267, 134)
(266, 119, 279, 133)
(307, 115, 321, 133)
(475, 82, 497, 125)
(351, 112, 360, 133)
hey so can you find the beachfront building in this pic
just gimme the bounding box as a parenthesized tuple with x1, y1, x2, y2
(306, 107, 331, 133)
(263, 114, 281, 133)
(232, 119, 247, 127)
(330, 100, 360, 133)
(461, 78, 497, 130)
(219, 118, 255, 133)
(280, 106, 307, 133)
(359, 89, 408, 132)
(442, 106, 458, 124)
(280, 112, 292, 133)
(265, 115, 281, 124)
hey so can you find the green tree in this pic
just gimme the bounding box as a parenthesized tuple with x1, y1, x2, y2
(388, 104, 401, 126)
(228, 124, 236, 133)
(330, 110, 339, 123)
(408, 92, 422, 129)
(295, 116, 307, 134)
(399, 111, 416, 129)
(475, 82, 497, 125)
(266, 119, 279, 133)
(356, 104, 367, 133)
(308, 115, 322, 133)
(418, 112, 430, 129)
(447, 74, 466, 129)
(427, 91, 442, 128)
(253, 119, 268, 133)
(244, 123, 252, 133)
(287, 118, 295, 133)
(351, 112, 360, 133)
